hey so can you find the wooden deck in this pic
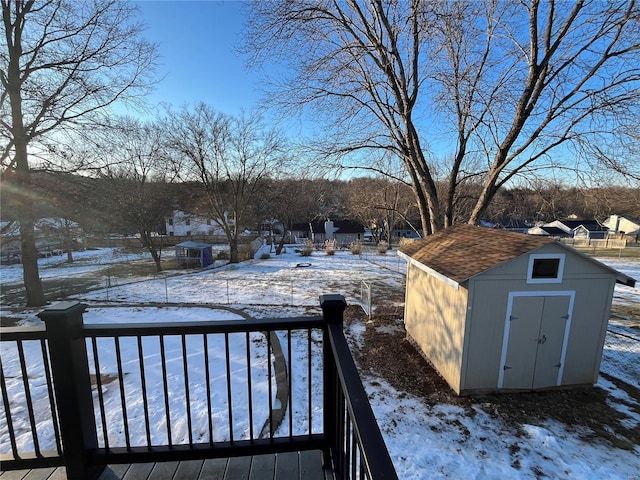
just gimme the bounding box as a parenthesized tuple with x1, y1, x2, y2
(0, 451, 333, 480)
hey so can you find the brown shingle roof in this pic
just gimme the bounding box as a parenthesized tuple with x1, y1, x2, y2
(398, 224, 554, 283)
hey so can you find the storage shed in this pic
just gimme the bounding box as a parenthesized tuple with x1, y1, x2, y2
(398, 225, 635, 395)
(175, 241, 214, 268)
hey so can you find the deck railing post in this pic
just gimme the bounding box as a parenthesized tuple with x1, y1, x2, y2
(38, 302, 103, 480)
(319, 294, 347, 472)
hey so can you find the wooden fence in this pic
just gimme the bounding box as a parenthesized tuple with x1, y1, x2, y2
(559, 238, 627, 249)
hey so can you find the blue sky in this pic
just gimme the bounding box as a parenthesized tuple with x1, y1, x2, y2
(134, 1, 262, 115)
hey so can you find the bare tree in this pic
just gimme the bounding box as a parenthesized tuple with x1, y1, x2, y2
(259, 178, 317, 242)
(1, 0, 157, 305)
(245, 0, 640, 235)
(165, 104, 289, 263)
(92, 118, 174, 273)
(434, 0, 640, 224)
(345, 176, 418, 243)
(247, 0, 440, 234)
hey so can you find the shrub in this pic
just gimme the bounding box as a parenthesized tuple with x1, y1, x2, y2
(300, 239, 314, 256)
(260, 252, 271, 260)
(325, 239, 337, 255)
(237, 244, 255, 261)
(398, 237, 418, 249)
(377, 240, 389, 254)
(350, 240, 362, 255)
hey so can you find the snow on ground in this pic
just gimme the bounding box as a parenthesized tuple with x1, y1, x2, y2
(1, 246, 639, 479)
(0, 248, 151, 285)
(596, 256, 640, 308)
(73, 245, 404, 307)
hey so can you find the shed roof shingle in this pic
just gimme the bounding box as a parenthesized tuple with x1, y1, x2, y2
(398, 225, 556, 283)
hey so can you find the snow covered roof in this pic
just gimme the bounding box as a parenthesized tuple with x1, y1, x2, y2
(529, 226, 570, 237)
(546, 219, 608, 232)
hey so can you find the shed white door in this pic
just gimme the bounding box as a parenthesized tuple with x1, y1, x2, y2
(501, 295, 572, 390)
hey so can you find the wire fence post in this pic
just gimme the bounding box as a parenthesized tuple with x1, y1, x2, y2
(165, 277, 169, 303)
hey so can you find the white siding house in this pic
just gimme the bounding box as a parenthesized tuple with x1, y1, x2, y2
(603, 215, 640, 240)
(166, 211, 227, 237)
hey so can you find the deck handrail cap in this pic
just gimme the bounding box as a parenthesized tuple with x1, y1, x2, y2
(37, 302, 87, 319)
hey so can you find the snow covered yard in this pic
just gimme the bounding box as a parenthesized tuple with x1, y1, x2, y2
(1, 245, 639, 479)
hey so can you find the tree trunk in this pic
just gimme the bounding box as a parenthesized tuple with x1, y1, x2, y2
(150, 249, 163, 273)
(229, 237, 239, 263)
(7, 21, 46, 306)
(406, 124, 441, 235)
(141, 231, 163, 273)
(14, 150, 46, 306)
(468, 170, 501, 225)
(19, 210, 46, 306)
(65, 222, 74, 263)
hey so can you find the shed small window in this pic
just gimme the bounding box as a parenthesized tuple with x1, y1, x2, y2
(527, 254, 565, 284)
(532, 258, 560, 278)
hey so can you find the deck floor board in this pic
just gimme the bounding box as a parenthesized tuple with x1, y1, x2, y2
(172, 460, 203, 480)
(0, 450, 330, 480)
(248, 454, 275, 480)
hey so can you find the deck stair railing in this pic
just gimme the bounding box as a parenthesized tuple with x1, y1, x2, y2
(0, 295, 398, 480)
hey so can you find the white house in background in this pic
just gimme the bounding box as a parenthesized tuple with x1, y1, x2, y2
(542, 219, 608, 240)
(602, 215, 640, 240)
(309, 219, 365, 245)
(166, 210, 228, 237)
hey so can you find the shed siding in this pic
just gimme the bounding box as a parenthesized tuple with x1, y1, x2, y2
(459, 245, 617, 393)
(561, 277, 615, 385)
(404, 264, 469, 393)
(462, 278, 514, 391)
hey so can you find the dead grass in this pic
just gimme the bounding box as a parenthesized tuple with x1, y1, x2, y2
(0, 258, 177, 306)
(610, 304, 640, 329)
(574, 243, 640, 259)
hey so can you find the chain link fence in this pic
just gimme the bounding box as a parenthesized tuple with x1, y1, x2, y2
(360, 249, 407, 274)
(87, 275, 369, 309)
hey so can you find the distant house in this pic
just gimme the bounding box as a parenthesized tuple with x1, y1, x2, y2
(494, 218, 531, 233)
(290, 223, 311, 243)
(391, 228, 422, 240)
(602, 215, 640, 241)
(481, 217, 531, 234)
(310, 219, 365, 245)
(398, 225, 635, 396)
(542, 219, 608, 239)
(527, 226, 571, 238)
(166, 210, 227, 237)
